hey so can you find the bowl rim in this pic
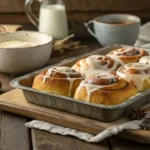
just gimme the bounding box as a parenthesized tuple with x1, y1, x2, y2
(0, 30, 53, 50)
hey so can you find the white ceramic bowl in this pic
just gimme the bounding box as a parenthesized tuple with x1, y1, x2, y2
(0, 31, 53, 74)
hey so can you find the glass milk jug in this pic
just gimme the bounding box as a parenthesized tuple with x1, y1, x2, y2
(25, 0, 69, 39)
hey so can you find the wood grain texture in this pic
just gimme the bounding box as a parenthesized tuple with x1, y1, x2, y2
(31, 129, 109, 150)
(65, 0, 150, 11)
(47, 40, 100, 64)
(108, 137, 150, 150)
(0, 0, 39, 13)
(0, 72, 18, 93)
(0, 89, 111, 134)
(0, 12, 150, 25)
(0, 111, 2, 149)
(0, 111, 30, 150)
(0, 0, 150, 12)
(0, 89, 150, 144)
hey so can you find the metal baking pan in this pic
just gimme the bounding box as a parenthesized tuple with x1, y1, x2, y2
(10, 45, 150, 121)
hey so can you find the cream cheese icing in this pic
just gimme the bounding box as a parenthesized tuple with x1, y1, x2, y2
(0, 41, 37, 48)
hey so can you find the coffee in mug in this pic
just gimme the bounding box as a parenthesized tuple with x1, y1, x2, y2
(104, 21, 135, 25)
(85, 14, 141, 46)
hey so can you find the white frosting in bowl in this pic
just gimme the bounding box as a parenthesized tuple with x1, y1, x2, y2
(0, 41, 37, 48)
(0, 31, 53, 74)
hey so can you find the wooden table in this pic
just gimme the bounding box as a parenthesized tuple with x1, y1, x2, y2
(0, 111, 150, 150)
(0, 25, 150, 150)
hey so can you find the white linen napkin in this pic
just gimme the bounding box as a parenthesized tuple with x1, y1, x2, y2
(25, 104, 150, 143)
(25, 119, 143, 143)
(25, 100, 150, 143)
(25, 102, 150, 143)
(25, 22, 150, 143)
(135, 21, 150, 48)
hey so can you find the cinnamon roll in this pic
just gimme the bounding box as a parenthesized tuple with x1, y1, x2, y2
(74, 73, 137, 105)
(117, 63, 150, 92)
(32, 66, 83, 97)
(139, 56, 150, 65)
(72, 55, 121, 77)
(107, 47, 148, 65)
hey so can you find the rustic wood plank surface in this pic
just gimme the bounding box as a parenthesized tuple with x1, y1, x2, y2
(0, 111, 2, 149)
(0, 72, 18, 93)
(31, 129, 109, 150)
(0, 0, 39, 13)
(0, 12, 150, 24)
(1, 0, 150, 12)
(0, 110, 149, 150)
(47, 40, 100, 64)
(0, 89, 115, 134)
(0, 89, 150, 144)
(0, 111, 31, 150)
(0, 4, 150, 149)
(108, 137, 150, 150)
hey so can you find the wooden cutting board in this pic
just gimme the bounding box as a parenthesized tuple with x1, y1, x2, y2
(0, 89, 150, 144)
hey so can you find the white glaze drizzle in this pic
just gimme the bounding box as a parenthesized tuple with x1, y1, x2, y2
(112, 47, 139, 56)
(117, 63, 150, 91)
(42, 66, 82, 96)
(42, 75, 50, 84)
(108, 47, 142, 65)
(67, 78, 76, 97)
(139, 56, 150, 65)
(77, 73, 117, 102)
(47, 66, 79, 77)
(107, 54, 125, 65)
(73, 55, 120, 77)
(123, 63, 150, 71)
(86, 55, 109, 69)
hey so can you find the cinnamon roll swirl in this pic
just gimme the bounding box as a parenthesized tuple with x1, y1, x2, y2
(117, 63, 150, 92)
(107, 47, 148, 65)
(74, 73, 137, 105)
(72, 55, 121, 77)
(32, 66, 83, 97)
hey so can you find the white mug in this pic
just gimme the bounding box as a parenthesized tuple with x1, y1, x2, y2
(25, 0, 69, 40)
(85, 14, 141, 46)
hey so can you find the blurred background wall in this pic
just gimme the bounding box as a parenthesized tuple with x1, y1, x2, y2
(0, 0, 150, 38)
(1, 0, 150, 12)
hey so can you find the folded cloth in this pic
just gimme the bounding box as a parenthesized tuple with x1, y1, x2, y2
(25, 22, 150, 143)
(25, 103, 150, 143)
(0, 24, 23, 33)
(25, 119, 143, 143)
(135, 21, 150, 48)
